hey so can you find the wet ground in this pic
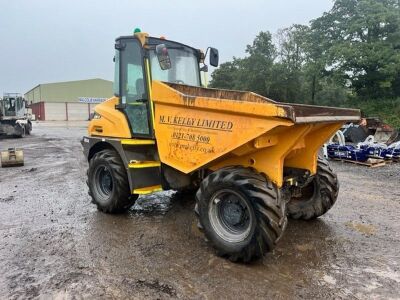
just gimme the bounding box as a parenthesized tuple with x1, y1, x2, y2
(0, 122, 399, 299)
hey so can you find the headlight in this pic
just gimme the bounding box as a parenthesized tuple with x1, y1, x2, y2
(93, 112, 102, 119)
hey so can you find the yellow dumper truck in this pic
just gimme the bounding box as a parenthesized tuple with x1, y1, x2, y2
(82, 30, 360, 262)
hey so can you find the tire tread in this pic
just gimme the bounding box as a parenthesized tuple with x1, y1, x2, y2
(87, 149, 136, 213)
(195, 166, 287, 262)
(288, 158, 339, 220)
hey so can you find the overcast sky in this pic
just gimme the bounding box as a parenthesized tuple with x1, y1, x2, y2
(0, 0, 333, 95)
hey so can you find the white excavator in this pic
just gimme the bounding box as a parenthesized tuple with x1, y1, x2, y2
(0, 93, 32, 137)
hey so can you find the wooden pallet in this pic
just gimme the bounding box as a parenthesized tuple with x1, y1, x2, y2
(384, 159, 399, 164)
(332, 158, 386, 168)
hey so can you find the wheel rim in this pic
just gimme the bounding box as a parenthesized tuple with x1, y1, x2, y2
(208, 189, 252, 243)
(94, 165, 113, 200)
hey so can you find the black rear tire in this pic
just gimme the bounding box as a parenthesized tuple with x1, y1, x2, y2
(288, 158, 339, 220)
(195, 166, 287, 262)
(87, 149, 137, 213)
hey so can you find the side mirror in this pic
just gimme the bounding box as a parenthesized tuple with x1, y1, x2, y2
(209, 47, 219, 67)
(156, 44, 172, 70)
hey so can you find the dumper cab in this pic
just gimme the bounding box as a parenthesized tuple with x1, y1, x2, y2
(82, 30, 360, 262)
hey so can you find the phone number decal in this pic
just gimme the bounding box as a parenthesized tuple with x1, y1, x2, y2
(171, 132, 211, 144)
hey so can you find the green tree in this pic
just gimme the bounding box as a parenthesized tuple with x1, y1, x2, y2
(311, 0, 400, 99)
(270, 25, 309, 102)
(236, 31, 277, 95)
(210, 31, 276, 96)
(208, 60, 240, 90)
(209, 0, 400, 126)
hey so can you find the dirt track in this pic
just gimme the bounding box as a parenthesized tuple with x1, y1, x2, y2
(0, 122, 399, 299)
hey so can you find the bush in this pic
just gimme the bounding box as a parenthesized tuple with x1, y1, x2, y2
(344, 98, 400, 128)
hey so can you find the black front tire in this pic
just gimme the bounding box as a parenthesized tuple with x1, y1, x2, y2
(16, 124, 25, 138)
(87, 149, 137, 213)
(288, 158, 339, 220)
(25, 122, 32, 135)
(195, 167, 287, 262)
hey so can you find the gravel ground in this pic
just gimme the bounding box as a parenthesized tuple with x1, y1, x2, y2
(0, 122, 399, 299)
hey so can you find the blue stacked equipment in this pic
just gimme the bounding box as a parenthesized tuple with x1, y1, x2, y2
(382, 142, 400, 160)
(327, 129, 400, 162)
(327, 144, 369, 162)
(358, 143, 387, 159)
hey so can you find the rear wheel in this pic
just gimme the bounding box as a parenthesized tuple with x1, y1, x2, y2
(87, 149, 137, 213)
(288, 158, 339, 220)
(195, 167, 287, 262)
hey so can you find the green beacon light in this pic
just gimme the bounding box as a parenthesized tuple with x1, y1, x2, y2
(133, 28, 141, 34)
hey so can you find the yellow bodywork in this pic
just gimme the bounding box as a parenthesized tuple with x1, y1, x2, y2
(90, 80, 358, 188)
(88, 97, 131, 138)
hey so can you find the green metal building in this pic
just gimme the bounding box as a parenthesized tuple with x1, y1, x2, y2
(25, 78, 113, 121)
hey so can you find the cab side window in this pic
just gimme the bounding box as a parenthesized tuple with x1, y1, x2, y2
(119, 39, 151, 136)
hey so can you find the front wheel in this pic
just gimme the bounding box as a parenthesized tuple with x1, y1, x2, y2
(287, 158, 339, 220)
(16, 124, 25, 138)
(25, 122, 32, 135)
(87, 149, 137, 213)
(195, 167, 287, 262)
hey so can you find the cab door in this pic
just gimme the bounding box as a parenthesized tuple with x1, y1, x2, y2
(115, 37, 153, 138)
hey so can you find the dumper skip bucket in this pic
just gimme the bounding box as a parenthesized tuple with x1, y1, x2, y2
(151, 81, 360, 187)
(1, 148, 24, 167)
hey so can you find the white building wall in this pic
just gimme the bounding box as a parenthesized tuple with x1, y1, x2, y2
(43, 102, 100, 121)
(67, 103, 90, 121)
(44, 103, 66, 121)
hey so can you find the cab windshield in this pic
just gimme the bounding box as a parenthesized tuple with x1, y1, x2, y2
(3, 97, 18, 116)
(148, 39, 201, 87)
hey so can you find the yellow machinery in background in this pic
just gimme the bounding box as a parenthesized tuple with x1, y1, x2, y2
(1, 148, 24, 167)
(82, 30, 360, 262)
